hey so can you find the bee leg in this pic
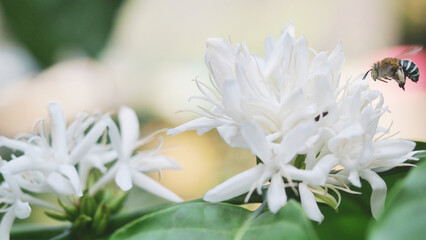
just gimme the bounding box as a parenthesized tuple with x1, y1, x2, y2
(395, 68, 406, 90)
(377, 78, 388, 83)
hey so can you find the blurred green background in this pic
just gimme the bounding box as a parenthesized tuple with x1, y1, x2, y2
(0, 0, 425, 225)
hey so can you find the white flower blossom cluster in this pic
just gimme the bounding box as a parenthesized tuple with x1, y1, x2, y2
(0, 103, 182, 240)
(168, 22, 419, 222)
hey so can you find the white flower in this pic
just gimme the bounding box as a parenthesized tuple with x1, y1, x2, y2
(170, 22, 344, 220)
(89, 106, 182, 202)
(0, 103, 107, 197)
(0, 174, 30, 240)
(204, 120, 337, 221)
(0, 171, 61, 240)
(323, 83, 418, 217)
(168, 22, 343, 151)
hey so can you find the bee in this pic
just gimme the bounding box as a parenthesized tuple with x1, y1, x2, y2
(362, 46, 422, 90)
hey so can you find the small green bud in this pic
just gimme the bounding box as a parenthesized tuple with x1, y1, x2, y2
(94, 213, 109, 236)
(58, 199, 77, 219)
(92, 202, 107, 229)
(72, 214, 92, 231)
(107, 191, 128, 213)
(45, 211, 69, 222)
(92, 202, 110, 236)
(86, 196, 97, 217)
(79, 196, 88, 215)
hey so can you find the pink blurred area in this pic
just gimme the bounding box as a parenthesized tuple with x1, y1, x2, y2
(361, 46, 426, 141)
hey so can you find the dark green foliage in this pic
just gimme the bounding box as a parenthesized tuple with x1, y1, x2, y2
(0, 0, 124, 68)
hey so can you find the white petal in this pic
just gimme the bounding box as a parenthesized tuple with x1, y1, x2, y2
(0, 156, 34, 175)
(2, 156, 56, 175)
(309, 52, 330, 78)
(48, 103, 68, 160)
(284, 165, 322, 185)
(223, 80, 243, 120)
(328, 124, 364, 153)
(264, 35, 275, 60)
(119, 106, 140, 160)
(241, 120, 272, 163)
(70, 120, 107, 164)
(59, 164, 83, 197)
(0, 137, 30, 152)
(299, 183, 324, 223)
(203, 164, 266, 202)
(133, 154, 180, 172)
(0, 209, 14, 240)
(115, 164, 133, 191)
(167, 117, 223, 136)
(348, 170, 361, 188)
(312, 76, 335, 109)
(263, 22, 294, 80)
(106, 118, 123, 159)
(205, 38, 237, 87)
(46, 172, 75, 195)
(14, 200, 31, 219)
(308, 154, 339, 186)
(294, 37, 309, 85)
(360, 169, 387, 219)
(373, 139, 415, 160)
(217, 124, 249, 149)
(276, 121, 315, 163)
(328, 40, 344, 87)
(131, 171, 182, 202)
(267, 174, 286, 213)
(77, 159, 91, 188)
(280, 21, 295, 37)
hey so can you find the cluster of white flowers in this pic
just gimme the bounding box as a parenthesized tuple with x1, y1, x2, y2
(0, 103, 182, 240)
(168, 22, 419, 222)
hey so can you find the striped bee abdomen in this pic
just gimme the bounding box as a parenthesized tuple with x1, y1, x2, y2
(400, 59, 420, 82)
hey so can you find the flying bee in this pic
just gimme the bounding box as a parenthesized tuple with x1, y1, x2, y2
(362, 46, 422, 90)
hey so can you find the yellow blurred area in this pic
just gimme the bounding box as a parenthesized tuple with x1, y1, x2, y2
(0, 0, 425, 205)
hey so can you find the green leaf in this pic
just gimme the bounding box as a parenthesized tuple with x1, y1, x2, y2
(314, 185, 372, 240)
(110, 200, 318, 240)
(367, 155, 426, 240)
(0, 0, 124, 68)
(11, 225, 70, 240)
(241, 200, 319, 240)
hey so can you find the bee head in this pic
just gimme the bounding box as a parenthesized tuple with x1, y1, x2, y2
(371, 65, 379, 80)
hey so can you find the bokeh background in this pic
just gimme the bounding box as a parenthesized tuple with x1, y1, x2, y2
(0, 0, 425, 223)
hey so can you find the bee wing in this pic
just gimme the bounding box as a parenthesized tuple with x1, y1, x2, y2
(381, 63, 394, 75)
(396, 45, 423, 57)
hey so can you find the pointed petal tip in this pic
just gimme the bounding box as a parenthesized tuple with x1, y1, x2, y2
(166, 128, 179, 135)
(205, 38, 228, 47)
(170, 195, 184, 203)
(203, 190, 219, 202)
